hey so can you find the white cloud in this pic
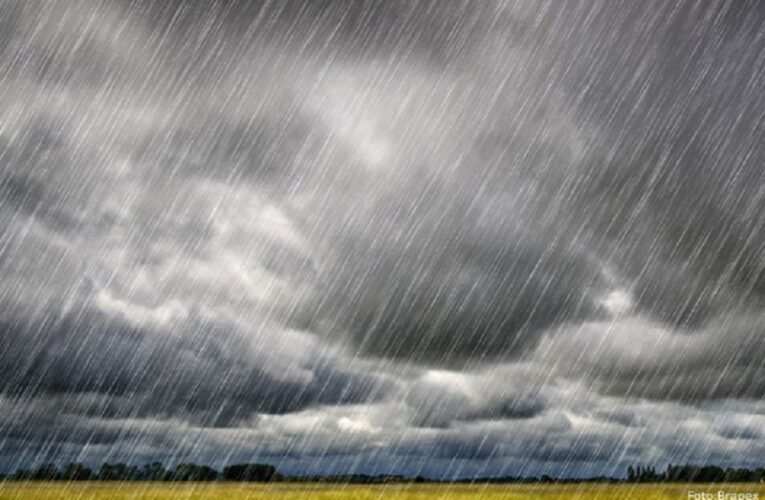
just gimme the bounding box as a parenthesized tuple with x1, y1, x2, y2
(94, 289, 188, 328)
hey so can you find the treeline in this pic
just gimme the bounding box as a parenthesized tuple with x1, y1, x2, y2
(8, 462, 281, 482)
(627, 464, 765, 483)
(6, 462, 765, 483)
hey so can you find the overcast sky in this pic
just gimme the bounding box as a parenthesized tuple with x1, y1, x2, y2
(1, 0, 764, 478)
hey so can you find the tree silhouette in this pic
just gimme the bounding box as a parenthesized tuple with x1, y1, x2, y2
(168, 463, 219, 482)
(61, 463, 93, 481)
(222, 463, 281, 482)
(141, 462, 166, 481)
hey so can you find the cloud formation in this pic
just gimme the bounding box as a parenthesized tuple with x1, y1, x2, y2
(0, 0, 764, 477)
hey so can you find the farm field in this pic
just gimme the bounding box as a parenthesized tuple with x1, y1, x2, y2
(0, 482, 763, 499)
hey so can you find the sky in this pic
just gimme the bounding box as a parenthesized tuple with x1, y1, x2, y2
(0, 0, 765, 479)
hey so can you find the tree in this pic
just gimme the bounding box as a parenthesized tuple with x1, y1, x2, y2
(141, 462, 166, 481)
(98, 463, 138, 481)
(222, 463, 281, 482)
(15, 463, 59, 480)
(30, 463, 59, 480)
(61, 463, 92, 481)
(169, 463, 219, 482)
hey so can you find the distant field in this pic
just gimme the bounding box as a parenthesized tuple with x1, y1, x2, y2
(0, 482, 765, 500)
(1, 483, 764, 499)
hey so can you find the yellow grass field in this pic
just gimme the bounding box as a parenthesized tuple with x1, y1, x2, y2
(0, 482, 763, 500)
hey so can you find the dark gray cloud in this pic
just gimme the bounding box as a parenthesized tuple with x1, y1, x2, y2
(550, 1, 765, 327)
(313, 198, 609, 364)
(0, 308, 390, 427)
(404, 368, 548, 428)
(534, 313, 765, 402)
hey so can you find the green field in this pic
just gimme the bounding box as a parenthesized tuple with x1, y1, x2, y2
(0, 483, 763, 499)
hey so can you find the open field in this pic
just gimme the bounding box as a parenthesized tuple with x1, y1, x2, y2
(0, 483, 763, 499)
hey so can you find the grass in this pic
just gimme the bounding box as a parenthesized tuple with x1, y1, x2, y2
(0, 482, 763, 499)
